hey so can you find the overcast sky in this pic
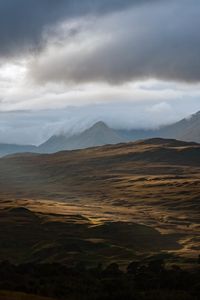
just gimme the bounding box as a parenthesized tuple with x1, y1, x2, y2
(0, 0, 200, 144)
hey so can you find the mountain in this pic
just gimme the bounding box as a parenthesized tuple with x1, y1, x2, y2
(1, 111, 200, 157)
(117, 111, 200, 143)
(0, 143, 37, 157)
(158, 110, 200, 142)
(38, 121, 125, 153)
(0, 122, 125, 156)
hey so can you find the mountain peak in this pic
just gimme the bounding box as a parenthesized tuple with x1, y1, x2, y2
(189, 110, 200, 120)
(38, 120, 124, 153)
(90, 121, 109, 130)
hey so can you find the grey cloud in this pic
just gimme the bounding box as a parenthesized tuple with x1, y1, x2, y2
(30, 0, 200, 84)
(0, 0, 154, 57)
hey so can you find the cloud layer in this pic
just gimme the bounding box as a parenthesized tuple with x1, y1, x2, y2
(1, 98, 199, 145)
(0, 0, 151, 58)
(29, 0, 200, 84)
(0, 0, 199, 144)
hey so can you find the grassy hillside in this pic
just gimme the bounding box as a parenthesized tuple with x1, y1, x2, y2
(0, 206, 180, 264)
(0, 138, 199, 263)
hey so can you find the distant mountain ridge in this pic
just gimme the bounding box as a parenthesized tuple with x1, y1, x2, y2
(0, 111, 200, 157)
(0, 143, 37, 157)
(38, 121, 125, 153)
(117, 110, 200, 143)
(160, 111, 200, 142)
(0, 121, 126, 157)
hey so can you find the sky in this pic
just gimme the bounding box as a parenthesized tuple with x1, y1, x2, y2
(0, 0, 200, 144)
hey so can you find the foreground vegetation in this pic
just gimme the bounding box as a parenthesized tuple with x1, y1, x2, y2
(0, 259, 199, 300)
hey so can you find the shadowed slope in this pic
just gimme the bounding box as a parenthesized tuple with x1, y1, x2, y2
(0, 206, 180, 264)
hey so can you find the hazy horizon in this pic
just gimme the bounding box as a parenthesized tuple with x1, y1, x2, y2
(0, 105, 199, 145)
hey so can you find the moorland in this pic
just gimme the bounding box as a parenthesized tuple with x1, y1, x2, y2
(0, 138, 199, 299)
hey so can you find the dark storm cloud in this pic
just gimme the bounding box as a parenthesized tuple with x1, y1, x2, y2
(30, 0, 200, 84)
(0, 0, 154, 57)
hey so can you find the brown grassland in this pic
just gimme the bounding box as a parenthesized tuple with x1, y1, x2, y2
(0, 138, 199, 266)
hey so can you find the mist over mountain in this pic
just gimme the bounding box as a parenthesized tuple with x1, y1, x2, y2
(0, 121, 125, 157)
(39, 121, 125, 153)
(117, 110, 200, 143)
(1, 110, 200, 157)
(160, 111, 200, 142)
(39, 111, 200, 155)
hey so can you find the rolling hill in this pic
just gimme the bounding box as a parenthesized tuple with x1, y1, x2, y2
(0, 137, 199, 264)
